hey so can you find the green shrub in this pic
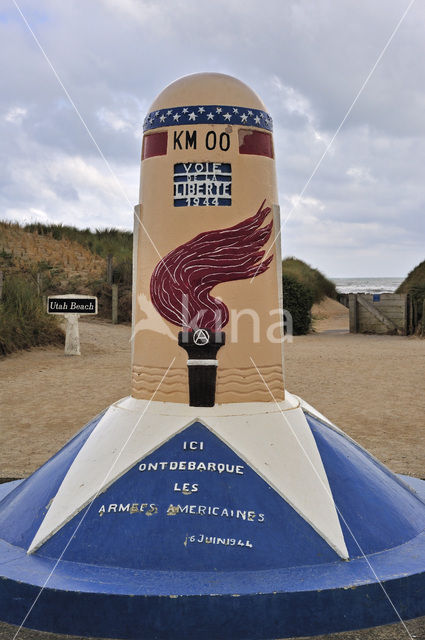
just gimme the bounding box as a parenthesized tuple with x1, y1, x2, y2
(112, 257, 132, 287)
(397, 260, 425, 331)
(397, 260, 425, 293)
(0, 276, 64, 356)
(283, 273, 314, 335)
(90, 281, 132, 323)
(282, 257, 336, 303)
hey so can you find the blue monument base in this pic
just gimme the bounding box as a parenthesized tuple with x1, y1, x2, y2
(0, 475, 424, 639)
(0, 405, 424, 639)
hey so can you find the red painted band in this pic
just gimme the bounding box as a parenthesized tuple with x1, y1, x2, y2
(142, 132, 168, 160)
(239, 129, 274, 158)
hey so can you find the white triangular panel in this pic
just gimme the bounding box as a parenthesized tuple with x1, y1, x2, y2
(205, 405, 348, 559)
(28, 400, 192, 553)
(28, 394, 348, 559)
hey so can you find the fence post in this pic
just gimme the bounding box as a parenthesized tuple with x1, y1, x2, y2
(0, 270, 3, 301)
(36, 272, 42, 296)
(112, 284, 118, 324)
(408, 295, 414, 335)
(107, 254, 113, 285)
(422, 299, 425, 338)
(64, 314, 81, 356)
(348, 294, 357, 333)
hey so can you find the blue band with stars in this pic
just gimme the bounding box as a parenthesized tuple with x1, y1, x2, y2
(143, 105, 273, 132)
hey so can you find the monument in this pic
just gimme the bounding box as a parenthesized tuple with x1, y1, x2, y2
(0, 72, 424, 639)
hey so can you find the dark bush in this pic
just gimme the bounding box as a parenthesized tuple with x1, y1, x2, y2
(283, 273, 314, 335)
(91, 281, 132, 323)
(112, 257, 132, 287)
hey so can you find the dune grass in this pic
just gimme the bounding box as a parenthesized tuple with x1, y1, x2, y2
(0, 275, 64, 356)
(397, 259, 425, 294)
(282, 257, 337, 303)
(397, 260, 425, 329)
(23, 223, 133, 262)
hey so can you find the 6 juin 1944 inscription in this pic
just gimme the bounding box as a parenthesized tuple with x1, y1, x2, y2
(0, 72, 424, 640)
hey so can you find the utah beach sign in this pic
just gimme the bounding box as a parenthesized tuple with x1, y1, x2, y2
(47, 294, 98, 355)
(47, 296, 98, 315)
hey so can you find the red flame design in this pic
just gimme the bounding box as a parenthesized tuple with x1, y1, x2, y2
(150, 200, 274, 331)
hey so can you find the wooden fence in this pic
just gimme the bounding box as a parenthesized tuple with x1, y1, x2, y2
(345, 293, 409, 335)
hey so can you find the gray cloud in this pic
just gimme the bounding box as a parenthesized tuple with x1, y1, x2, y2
(1, 0, 424, 276)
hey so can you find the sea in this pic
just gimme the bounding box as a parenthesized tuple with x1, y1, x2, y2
(333, 277, 403, 294)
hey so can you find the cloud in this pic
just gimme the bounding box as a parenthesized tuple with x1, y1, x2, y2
(4, 106, 27, 123)
(0, 0, 424, 277)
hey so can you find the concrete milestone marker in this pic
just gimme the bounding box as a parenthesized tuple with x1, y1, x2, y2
(0, 73, 424, 639)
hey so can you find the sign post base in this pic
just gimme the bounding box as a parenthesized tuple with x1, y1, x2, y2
(64, 313, 80, 356)
(46, 294, 98, 356)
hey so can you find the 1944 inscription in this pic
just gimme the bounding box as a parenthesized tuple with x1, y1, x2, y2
(185, 534, 253, 548)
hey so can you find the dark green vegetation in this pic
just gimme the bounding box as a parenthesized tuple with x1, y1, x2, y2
(282, 257, 336, 334)
(282, 274, 314, 335)
(0, 275, 64, 356)
(397, 259, 425, 298)
(282, 257, 337, 303)
(397, 259, 425, 332)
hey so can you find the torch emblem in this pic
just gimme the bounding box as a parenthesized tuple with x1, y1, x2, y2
(150, 199, 274, 406)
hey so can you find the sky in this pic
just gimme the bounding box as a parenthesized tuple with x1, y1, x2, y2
(1, 0, 424, 278)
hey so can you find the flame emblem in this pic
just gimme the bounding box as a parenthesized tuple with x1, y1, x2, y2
(150, 200, 274, 331)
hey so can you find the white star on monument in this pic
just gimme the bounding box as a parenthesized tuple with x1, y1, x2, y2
(173, 113, 181, 122)
(223, 113, 231, 121)
(159, 115, 166, 122)
(207, 113, 214, 120)
(188, 112, 197, 121)
(241, 113, 248, 123)
(254, 115, 261, 124)
(167, 110, 173, 116)
(198, 107, 205, 113)
(248, 110, 253, 116)
(182, 108, 188, 113)
(216, 107, 222, 113)
(233, 108, 238, 114)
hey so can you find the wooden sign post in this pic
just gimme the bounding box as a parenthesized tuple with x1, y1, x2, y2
(47, 294, 98, 355)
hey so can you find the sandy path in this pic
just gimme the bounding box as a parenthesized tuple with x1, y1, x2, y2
(1, 319, 424, 478)
(0, 320, 424, 639)
(285, 332, 425, 477)
(312, 296, 349, 332)
(0, 320, 132, 477)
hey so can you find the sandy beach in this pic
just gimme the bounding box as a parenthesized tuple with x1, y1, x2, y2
(0, 301, 424, 639)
